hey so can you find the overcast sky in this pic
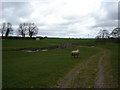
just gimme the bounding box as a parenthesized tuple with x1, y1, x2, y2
(0, 0, 119, 38)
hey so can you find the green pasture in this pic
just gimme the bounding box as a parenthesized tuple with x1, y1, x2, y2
(2, 38, 95, 50)
(96, 41, 119, 88)
(2, 38, 119, 88)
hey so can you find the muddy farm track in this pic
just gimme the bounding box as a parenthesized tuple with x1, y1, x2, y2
(95, 52, 105, 88)
(52, 46, 107, 88)
(54, 54, 97, 88)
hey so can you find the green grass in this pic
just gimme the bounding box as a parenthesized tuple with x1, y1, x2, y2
(2, 38, 96, 51)
(98, 43, 119, 88)
(2, 39, 99, 88)
(69, 51, 104, 88)
(2, 38, 119, 88)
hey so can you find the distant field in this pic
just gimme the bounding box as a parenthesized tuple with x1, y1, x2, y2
(2, 38, 119, 88)
(2, 38, 95, 50)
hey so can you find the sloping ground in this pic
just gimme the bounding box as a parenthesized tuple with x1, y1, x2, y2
(102, 50, 118, 88)
(3, 44, 99, 88)
(53, 46, 118, 88)
(53, 46, 103, 88)
(54, 54, 97, 88)
(95, 52, 105, 88)
(3, 39, 118, 88)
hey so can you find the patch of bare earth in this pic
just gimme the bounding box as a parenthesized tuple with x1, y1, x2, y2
(53, 55, 96, 88)
(18, 43, 79, 52)
(95, 52, 105, 88)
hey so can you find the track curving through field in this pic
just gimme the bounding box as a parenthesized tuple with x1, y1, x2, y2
(53, 46, 107, 88)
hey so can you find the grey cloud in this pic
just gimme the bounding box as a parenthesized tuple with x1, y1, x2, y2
(91, 2, 118, 30)
(38, 23, 79, 37)
(1, 2, 33, 25)
(63, 16, 85, 25)
(0, 1, 118, 38)
(2, 2, 26, 8)
(92, 2, 118, 21)
(36, 23, 46, 26)
(101, 2, 118, 20)
(92, 20, 118, 28)
(119, 2, 120, 20)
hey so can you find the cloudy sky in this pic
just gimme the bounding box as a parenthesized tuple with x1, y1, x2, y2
(0, 0, 119, 38)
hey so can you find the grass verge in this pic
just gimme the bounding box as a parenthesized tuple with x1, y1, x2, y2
(69, 52, 103, 88)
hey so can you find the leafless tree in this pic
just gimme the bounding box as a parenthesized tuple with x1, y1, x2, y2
(111, 28, 120, 38)
(18, 23, 38, 38)
(27, 23, 38, 38)
(98, 29, 109, 39)
(0, 23, 6, 38)
(18, 23, 28, 37)
(0, 22, 13, 38)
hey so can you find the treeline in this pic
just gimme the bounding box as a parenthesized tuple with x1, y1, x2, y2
(1, 36, 47, 40)
(0, 22, 120, 40)
(96, 28, 120, 39)
(0, 22, 39, 39)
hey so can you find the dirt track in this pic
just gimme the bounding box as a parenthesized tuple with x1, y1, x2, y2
(54, 55, 97, 88)
(53, 46, 106, 88)
(95, 52, 105, 88)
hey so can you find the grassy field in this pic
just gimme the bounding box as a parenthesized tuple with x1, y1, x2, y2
(2, 38, 119, 88)
(69, 52, 103, 88)
(96, 41, 119, 88)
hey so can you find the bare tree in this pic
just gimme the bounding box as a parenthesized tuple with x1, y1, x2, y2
(111, 28, 120, 39)
(18, 23, 28, 37)
(5, 23, 13, 38)
(18, 23, 38, 38)
(0, 23, 6, 38)
(0, 22, 13, 38)
(27, 23, 38, 38)
(98, 29, 109, 39)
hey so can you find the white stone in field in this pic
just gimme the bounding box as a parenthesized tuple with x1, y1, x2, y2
(41, 49, 48, 51)
(36, 38, 40, 40)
